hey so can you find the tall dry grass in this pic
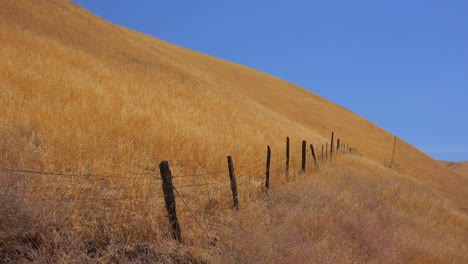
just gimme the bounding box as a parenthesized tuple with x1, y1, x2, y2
(1, 0, 468, 262)
(0, 0, 468, 207)
(0, 0, 321, 177)
(1, 0, 467, 207)
(205, 156, 468, 263)
(2, 154, 467, 262)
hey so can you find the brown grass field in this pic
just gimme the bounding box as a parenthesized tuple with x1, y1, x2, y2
(1, 0, 467, 262)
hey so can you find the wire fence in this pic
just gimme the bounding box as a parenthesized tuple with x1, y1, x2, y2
(0, 133, 361, 241)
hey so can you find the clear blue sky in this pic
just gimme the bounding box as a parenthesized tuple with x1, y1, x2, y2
(74, 0, 468, 162)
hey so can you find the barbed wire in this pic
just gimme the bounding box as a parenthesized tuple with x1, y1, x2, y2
(173, 187, 208, 237)
(176, 179, 229, 189)
(0, 192, 165, 201)
(0, 138, 361, 242)
(0, 180, 158, 191)
(172, 169, 227, 178)
(0, 167, 159, 180)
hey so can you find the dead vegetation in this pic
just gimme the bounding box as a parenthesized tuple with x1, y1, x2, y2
(1, 156, 467, 263)
(1, 0, 468, 262)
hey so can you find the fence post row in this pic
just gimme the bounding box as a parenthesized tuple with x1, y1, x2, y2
(286, 137, 290, 177)
(159, 161, 182, 243)
(330, 132, 334, 161)
(310, 144, 317, 167)
(265, 145, 271, 189)
(227, 156, 239, 209)
(301, 140, 306, 173)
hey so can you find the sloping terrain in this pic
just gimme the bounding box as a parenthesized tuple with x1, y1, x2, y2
(0, 0, 466, 209)
(0, 0, 467, 262)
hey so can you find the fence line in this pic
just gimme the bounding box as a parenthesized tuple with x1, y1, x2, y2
(0, 132, 362, 241)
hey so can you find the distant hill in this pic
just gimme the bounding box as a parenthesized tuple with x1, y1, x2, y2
(441, 161, 468, 177)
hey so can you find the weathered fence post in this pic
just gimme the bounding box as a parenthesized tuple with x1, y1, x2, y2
(310, 144, 317, 167)
(390, 135, 397, 168)
(330, 132, 334, 161)
(321, 144, 324, 162)
(227, 156, 239, 209)
(286, 137, 290, 177)
(159, 161, 182, 243)
(266, 145, 271, 189)
(301, 140, 306, 172)
(337, 139, 340, 154)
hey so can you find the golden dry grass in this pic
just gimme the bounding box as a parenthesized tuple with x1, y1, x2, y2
(205, 157, 468, 263)
(1, 0, 468, 262)
(1, 0, 467, 207)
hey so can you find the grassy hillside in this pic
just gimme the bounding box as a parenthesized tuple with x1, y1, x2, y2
(1, 0, 467, 262)
(1, 0, 466, 209)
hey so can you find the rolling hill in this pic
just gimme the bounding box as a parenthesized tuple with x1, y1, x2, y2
(1, 0, 466, 209)
(1, 0, 467, 262)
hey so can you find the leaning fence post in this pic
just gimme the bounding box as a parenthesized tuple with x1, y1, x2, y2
(266, 145, 271, 189)
(330, 132, 334, 161)
(159, 161, 182, 243)
(310, 144, 317, 167)
(227, 156, 239, 209)
(286, 137, 290, 177)
(301, 140, 306, 172)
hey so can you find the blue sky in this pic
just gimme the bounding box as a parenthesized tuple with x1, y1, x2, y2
(73, 0, 468, 162)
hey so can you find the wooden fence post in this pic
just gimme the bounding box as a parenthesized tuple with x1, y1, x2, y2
(301, 140, 306, 173)
(321, 144, 324, 162)
(227, 156, 239, 209)
(159, 161, 182, 243)
(266, 145, 271, 189)
(286, 137, 290, 177)
(337, 139, 340, 154)
(330, 132, 334, 161)
(310, 144, 317, 167)
(390, 135, 397, 168)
